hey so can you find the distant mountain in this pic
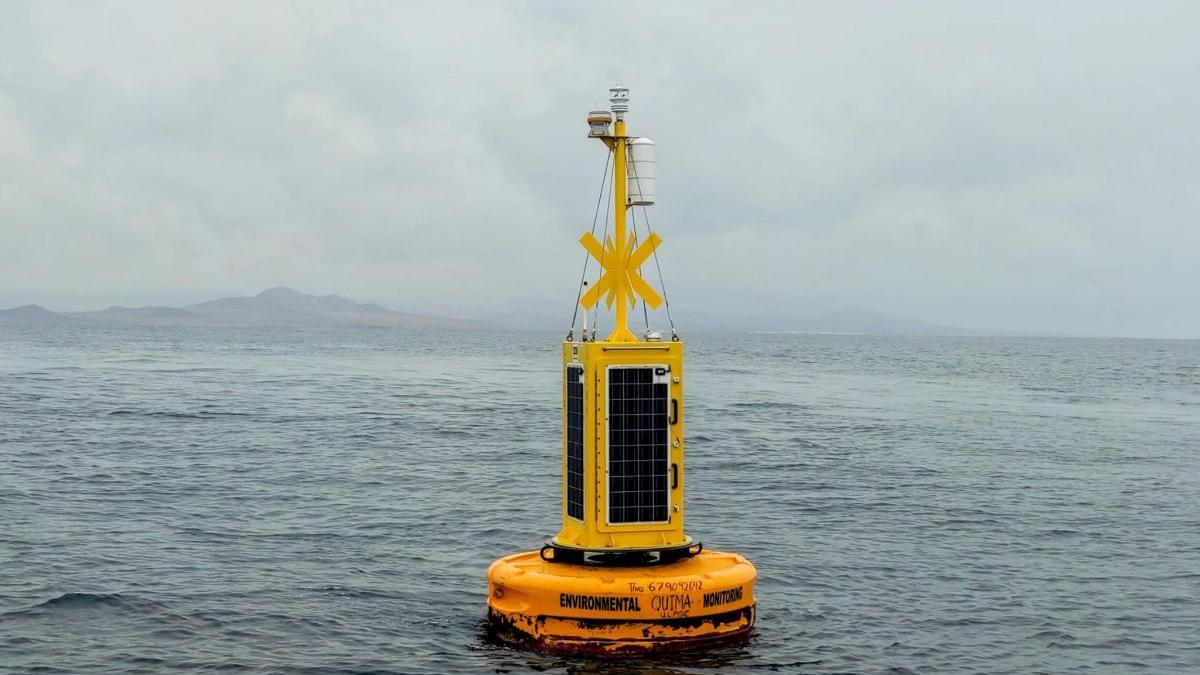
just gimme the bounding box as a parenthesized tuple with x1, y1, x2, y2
(646, 305, 985, 336)
(84, 306, 197, 323)
(792, 307, 978, 336)
(0, 304, 68, 322)
(0, 288, 474, 329)
(182, 286, 440, 326)
(443, 303, 986, 336)
(0, 293, 988, 335)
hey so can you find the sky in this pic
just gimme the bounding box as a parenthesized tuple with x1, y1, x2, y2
(0, 2, 1197, 338)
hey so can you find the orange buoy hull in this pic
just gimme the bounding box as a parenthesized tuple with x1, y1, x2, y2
(486, 549, 756, 655)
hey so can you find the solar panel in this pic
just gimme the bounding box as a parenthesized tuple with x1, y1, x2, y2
(607, 366, 670, 524)
(565, 365, 584, 520)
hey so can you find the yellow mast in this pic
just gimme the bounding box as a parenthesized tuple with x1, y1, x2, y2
(611, 115, 633, 343)
(578, 86, 663, 343)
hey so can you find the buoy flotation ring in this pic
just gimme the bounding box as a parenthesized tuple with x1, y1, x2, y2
(487, 550, 755, 654)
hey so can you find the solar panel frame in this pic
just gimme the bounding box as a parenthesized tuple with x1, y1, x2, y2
(565, 365, 585, 521)
(605, 365, 671, 525)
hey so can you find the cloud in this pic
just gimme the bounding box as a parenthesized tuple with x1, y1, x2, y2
(0, 1, 1197, 336)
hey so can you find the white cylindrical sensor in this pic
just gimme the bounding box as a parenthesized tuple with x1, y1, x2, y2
(627, 137, 655, 206)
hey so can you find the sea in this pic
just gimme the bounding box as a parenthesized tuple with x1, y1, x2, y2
(1, 323, 1198, 674)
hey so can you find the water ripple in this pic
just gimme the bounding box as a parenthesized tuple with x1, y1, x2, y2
(1, 326, 1198, 674)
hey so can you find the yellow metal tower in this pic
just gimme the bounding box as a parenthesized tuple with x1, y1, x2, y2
(550, 85, 692, 560)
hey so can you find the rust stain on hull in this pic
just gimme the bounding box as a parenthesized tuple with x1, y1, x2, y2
(486, 605, 755, 656)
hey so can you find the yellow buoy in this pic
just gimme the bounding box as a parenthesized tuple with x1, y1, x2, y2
(486, 84, 757, 654)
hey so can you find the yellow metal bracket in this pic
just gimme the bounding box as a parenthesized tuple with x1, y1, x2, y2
(578, 231, 663, 312)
